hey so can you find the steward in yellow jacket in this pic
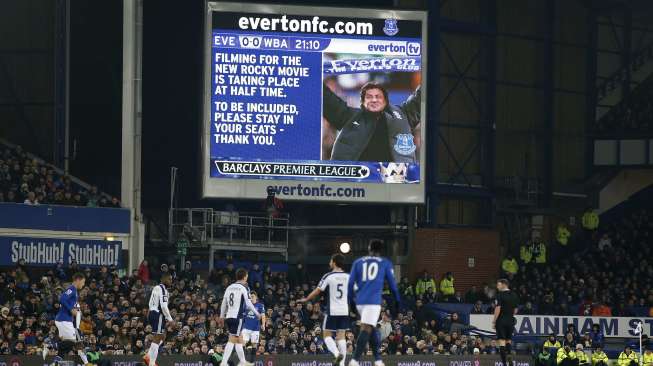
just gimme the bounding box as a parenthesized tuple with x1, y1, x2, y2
(520, 244, 533, 263)
(533, 241, 547, 264)
(415, 271, 437, 296)
(591, 346, 609, 366)
(544, 334, 562, 349)
(557, 346, 577, 366)
(556, 224, 570, 245)
(617, 346, 638, 366)
(440, 272, 455, 298)
(575, 346, 589, 366)
(643, 348, 653, 366)
(502, 255, 519, 275)
(582, 210, 599, 230)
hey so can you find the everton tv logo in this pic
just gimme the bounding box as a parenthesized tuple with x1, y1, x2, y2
(383, 18, 399, 36)
(394, 133, 416, 155)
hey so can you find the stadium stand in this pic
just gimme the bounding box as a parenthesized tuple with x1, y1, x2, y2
(4, 190, 652, 358)
(0, 140, 120, 207)
(4, 1, 653, 365)
(509, 207, 653, 318)
(0, 262, 501, 357)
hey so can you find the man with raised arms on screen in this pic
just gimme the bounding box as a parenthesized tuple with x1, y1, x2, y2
(323, 81, 421, 163)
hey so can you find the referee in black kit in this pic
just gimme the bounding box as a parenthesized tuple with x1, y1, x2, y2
(493, 278, 519, 366)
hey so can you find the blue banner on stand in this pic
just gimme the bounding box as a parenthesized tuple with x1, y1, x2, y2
(0, 236, 122, 268)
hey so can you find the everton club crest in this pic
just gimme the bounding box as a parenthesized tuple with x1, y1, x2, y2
(383, 18, 399, 36)
(394, 133, 416, 155)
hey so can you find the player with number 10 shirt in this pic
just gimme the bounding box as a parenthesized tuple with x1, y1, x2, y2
(348, 240, 400, 366)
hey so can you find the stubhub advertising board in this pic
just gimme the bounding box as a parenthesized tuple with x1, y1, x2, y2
(0, 236, 122, 268)
(201, 2, 427, 203)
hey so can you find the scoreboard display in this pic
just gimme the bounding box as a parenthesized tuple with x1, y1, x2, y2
(201, 2, 427, 203)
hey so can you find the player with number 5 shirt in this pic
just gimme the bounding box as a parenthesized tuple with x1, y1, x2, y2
(298, 254, 350, 366)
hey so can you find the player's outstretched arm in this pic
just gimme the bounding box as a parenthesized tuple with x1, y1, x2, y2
(298, 287, 322, 303)
(323, 82, 354, 130)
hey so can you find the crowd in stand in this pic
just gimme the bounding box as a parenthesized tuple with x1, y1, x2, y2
(2, 194, 652, 359)
(0, 259, 503, 357)
(0, 145, 120, 207)
(503, 209, 653, 318)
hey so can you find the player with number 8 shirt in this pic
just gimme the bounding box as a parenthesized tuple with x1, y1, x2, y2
(348, 240, 400, 366)
(218, 268, 261, 366)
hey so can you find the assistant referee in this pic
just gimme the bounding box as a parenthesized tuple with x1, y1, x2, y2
(494, 278, 519, 366)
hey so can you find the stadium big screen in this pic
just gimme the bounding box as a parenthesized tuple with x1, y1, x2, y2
(201, 2, 427, 203)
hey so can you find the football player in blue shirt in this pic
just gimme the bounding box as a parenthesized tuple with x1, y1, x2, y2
(54, 273, 89, 365)
(347, 240, 400, 366)
(241, 291, 265, 363)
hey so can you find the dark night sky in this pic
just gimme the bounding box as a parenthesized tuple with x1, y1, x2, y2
(70, 0, 397, 225)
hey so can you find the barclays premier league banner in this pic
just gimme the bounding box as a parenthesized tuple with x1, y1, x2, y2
(0, 236, 122, 268)
(202, 3, 427, 203)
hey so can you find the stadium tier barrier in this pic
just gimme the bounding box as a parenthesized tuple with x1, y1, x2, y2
(468, 314, 652, 359)
(0, 203, 130, 233)
(0, 354, 533, 366)
(426, 303, 651, 322)
(469, 314, 653, 338)
(0, 203, 129, 268)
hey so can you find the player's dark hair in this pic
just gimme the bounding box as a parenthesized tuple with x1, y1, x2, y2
(250, 291, 257, 297)
(236, 268, 248, 280)
(369, 240, 384, 255)
(360, 82, 389, 109)
(497, 278, 510, 287)
(331, 254, 345, 269)
(161, 273, 172, 282)
(72, 272, 85, 281)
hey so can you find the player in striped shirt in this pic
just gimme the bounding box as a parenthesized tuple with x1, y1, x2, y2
(299, 254, 350, 366)
(144, 273, 174, 366)
(219, 268, 261, 366)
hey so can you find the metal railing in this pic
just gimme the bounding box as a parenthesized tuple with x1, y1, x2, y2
(169, 208, 289, 250)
